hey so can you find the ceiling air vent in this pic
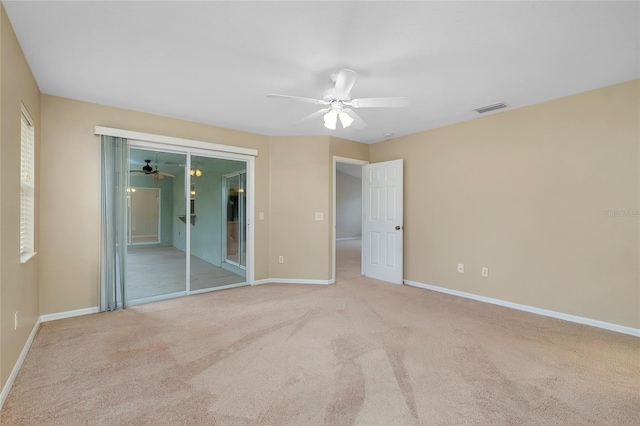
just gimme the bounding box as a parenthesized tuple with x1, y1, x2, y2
(474, 102, 509, 114)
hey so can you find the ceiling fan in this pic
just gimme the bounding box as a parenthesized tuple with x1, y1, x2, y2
(130, 159, 176, 181)
(268, 69, 409, 130)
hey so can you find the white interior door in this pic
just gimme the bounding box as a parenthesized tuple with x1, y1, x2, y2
(362, 159, 404, 284)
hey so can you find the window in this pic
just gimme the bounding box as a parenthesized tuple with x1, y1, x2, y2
(20, 106, 35, 261)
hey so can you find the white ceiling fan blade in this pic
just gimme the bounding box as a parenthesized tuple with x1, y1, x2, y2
(158, 171, 175, 178)
(343, 109, 367, 129)
(334, 69, 357, 99)
(129, 170, 143, 174)
(349, 97, 410, 108)
(267, 94, 327, 105)
(294, 108, 331, 126)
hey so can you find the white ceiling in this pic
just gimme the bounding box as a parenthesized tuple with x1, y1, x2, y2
(4, 1, 639, 144)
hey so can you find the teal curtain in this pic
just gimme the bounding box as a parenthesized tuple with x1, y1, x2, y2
(100, 136, 129, 310)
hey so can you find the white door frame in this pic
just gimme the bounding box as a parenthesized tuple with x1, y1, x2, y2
(332, 156, 369, 283)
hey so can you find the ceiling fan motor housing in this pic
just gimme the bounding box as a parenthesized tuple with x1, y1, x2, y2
(143, 160, 154, 173)
(323, 88, 351, 103)
(322, 88, 335, 101)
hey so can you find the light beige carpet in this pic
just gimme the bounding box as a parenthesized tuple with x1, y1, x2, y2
(1, 249, 638, 424)
(335, 239, 362, 282)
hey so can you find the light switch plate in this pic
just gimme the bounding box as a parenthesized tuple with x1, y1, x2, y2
(315, 212, 323, 221)
(259, 212, 264, 220)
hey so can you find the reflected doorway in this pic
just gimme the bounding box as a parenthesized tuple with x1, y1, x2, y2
(129, 187, 160, 245)
(223, 171, 247, 274)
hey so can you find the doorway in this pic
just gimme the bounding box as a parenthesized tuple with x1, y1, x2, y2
(129, 187, 160, 245)
(332, 156, 368, 282)
(222, 171, 247, 275)
(126, 146, 250, 305)
(332, 157, 405, 285)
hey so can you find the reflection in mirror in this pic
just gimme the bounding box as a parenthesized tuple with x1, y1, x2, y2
(125, 149, 248, 305)
(190, 156, 246, 292)
(129, 188, 160, 244)
(190, 183, 196, 214)
(223, 170, 246, 272)
(126, 148, 187, 303)
(240, 172, 247, 267)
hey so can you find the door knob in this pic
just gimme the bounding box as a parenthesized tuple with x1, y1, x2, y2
(395, 225, 402, 230)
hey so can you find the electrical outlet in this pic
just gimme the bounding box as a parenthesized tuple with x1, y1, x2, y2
(278, 256, 284, 264)
(259, 212, 264, 220)
(457, 263, 464, 273)
(482, 267, 489, 277)
(14, 312, 18, 330)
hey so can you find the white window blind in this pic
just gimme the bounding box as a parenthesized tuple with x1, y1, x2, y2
(20, 107, 35, 256)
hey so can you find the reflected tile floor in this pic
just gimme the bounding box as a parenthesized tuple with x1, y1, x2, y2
(127, 246, 245, 300)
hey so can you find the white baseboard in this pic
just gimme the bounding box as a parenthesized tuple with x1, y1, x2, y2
(190, 282, 248, 294)
(127, 292, 186, 307)
(404, 280, 640, 337)
(0, 317, 41, 410)
(127, 283, 251, 307)
(40, 306, 99, 323)
(336, 237, 361, 241)
(253, 278, 333, 285)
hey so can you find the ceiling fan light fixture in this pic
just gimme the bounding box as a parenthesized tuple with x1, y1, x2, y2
(190, 168, 203, 177)
(324, 108, 338, 130)
(269, 69, 407, 130)
(338, 111, 354, 128)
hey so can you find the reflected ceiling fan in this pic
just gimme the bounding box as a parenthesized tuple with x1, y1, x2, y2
(130, 159, 176, 181)
(268, 69, 409, 129)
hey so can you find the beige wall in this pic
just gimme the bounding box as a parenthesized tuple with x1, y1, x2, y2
(266, 136, 370, 281)
(370, 80, 640, 329)
(268, 136, 332, 280)
(0, 5, 41, 388)
(330, 136, 369, 161)
(39, 95, 271, 315)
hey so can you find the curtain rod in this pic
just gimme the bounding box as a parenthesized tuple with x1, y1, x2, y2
(95, 126, 258, 157)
